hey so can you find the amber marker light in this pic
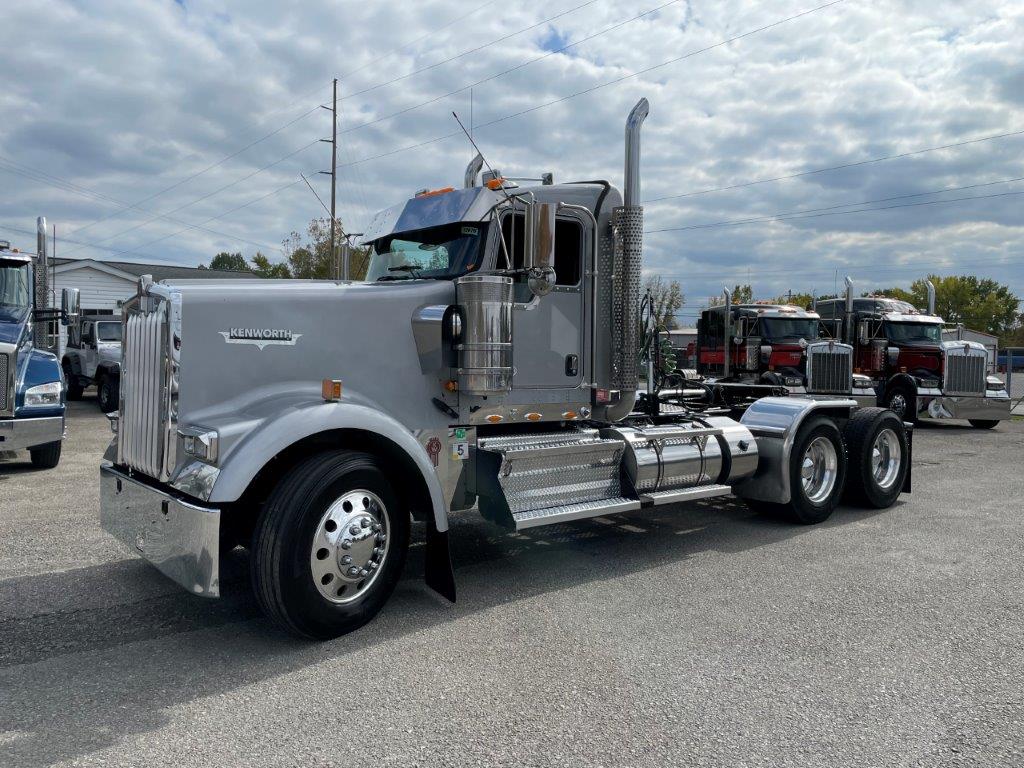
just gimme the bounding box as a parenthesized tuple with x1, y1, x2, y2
(322, 379, 343, 401)
(485, 414, 503, 424)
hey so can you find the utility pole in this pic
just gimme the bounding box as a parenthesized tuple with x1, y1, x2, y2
(319, 78, 338, 278)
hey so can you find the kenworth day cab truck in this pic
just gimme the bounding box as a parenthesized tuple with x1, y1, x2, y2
(694, 299, 863, 398)
(62, 313, 122, 412)
(99, 100, 912, 639)
(816, 278, 1010, 429)
(0, 218, 70, 468)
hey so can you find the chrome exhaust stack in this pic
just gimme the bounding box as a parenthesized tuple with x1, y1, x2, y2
(34, 216, 52, 352)
(844, 276, 854, 345)
(609, 98, 649, 398)
(722, 287, 732, 378)
(464, 153, 483, 188)
(926, 280, 936, 315)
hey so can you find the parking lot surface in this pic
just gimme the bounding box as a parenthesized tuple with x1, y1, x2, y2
(1, 399, 1022, 767)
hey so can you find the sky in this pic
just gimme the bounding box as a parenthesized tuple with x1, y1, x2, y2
(0, 0, 1021, 322)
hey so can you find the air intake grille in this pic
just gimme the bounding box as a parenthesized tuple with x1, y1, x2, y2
(807, 343, 853, 394)
(944, 347, 986, 395)
(120, 306, 169, 478)
(0, 353, 9, 414)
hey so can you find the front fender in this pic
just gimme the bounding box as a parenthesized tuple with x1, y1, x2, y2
(884, 372, 917, 398)
(206, 402, 449, 533)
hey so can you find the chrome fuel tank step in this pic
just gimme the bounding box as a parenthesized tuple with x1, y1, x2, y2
(474, 429, 631, 530)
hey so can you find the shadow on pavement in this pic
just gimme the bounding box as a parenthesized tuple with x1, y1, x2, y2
(0, 497, 894, 766)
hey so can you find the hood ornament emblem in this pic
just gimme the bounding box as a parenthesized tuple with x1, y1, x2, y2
(219, 328, 301, 350)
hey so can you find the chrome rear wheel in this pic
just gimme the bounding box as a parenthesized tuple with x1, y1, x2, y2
(871, 428, 901, 490)
(801, 436, 839, 504)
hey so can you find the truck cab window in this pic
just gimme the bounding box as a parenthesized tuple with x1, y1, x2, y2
(97, 322, 122, 343)
(500, 213, 582, 286)
(0, 261, 30, 309)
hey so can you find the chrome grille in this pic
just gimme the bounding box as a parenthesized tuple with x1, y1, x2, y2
(0, 352, 9, 414)
(807, 342, 853, 394)
(944, 346, 986, 395)
(120, 303, 170, 478)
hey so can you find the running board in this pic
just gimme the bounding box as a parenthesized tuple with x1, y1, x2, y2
(512, 497, 641, 530)
(640, 484, 732, 506)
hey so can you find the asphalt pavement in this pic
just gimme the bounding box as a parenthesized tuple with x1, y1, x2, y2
(1, 398, 1022, 767)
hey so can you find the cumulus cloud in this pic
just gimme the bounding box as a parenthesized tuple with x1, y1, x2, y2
(0, 0, 1020, 315)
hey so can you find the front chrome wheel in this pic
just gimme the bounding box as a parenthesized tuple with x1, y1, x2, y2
(801, 436, 839, 504)
(309, 489, 390, 604)
(870, 428, 902, 490)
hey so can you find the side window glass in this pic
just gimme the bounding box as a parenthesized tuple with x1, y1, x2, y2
(553, 219, 581, 286)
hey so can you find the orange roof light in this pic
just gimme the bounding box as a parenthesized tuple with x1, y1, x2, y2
(485, 178, 507, 191)
(415, 186, 455, 198)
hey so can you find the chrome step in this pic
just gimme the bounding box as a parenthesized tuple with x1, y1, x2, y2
(512, 497, 641, 530)
(475, 429, 629, 530)
(640, 483, 732, 506)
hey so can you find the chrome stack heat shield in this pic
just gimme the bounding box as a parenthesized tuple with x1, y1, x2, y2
(455, 274, 514, 395)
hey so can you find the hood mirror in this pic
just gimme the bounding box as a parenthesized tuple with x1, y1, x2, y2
(61, 287, 80, 326)
(524, 201, 557, 297)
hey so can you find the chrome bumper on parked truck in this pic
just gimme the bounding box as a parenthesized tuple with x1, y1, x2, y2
(915, 388, 1011, 422)
(0, 416, 64, 451)
(100, 463, 221, 597)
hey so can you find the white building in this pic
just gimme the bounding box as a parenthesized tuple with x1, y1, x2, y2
(50, 258, 257, 357)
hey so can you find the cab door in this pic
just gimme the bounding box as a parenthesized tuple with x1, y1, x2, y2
(501, 212, 586, 390)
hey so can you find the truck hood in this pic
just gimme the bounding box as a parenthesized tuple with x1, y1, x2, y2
(167, 278, 456, 435)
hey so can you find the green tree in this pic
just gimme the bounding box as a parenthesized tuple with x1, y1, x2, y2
(204, 252, 250, 272)
(875, 275, 1019, 337)
(709, 284, 754, 307)
(283, 218, 371, 280)
(643, 275, 684, 330)
(251, 251, 291, 279)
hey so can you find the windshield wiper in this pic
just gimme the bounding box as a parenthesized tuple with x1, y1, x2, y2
(377, 264, 422, 281)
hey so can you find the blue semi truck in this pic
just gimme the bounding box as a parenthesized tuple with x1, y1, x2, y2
(0, 217, 73, 468)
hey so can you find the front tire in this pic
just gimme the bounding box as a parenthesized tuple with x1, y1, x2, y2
(883, 383, 915, 424)
(62, 362, 83, 401)
(98, 376, 119, 413)
(251, 450, 409, 640)
(968, 419, 999, 430)
(843, 408, 908, 508)
(29, 441, 62, 469)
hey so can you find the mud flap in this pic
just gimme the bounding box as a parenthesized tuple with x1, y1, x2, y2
(424, 524, 456, 603)
(902, 422, 913, 494)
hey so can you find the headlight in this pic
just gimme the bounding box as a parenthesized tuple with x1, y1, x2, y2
(179, 427, 219, 464)
(986, 378, 1006, 392)
(784, 375, 803, 387)
(853, 378, 873, 389)
(24, 381, 62, 407)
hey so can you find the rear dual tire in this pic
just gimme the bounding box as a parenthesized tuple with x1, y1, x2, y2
(843, 408, 908, 508)
(747, 417, 848, 525)
(251, 450, 409, 640)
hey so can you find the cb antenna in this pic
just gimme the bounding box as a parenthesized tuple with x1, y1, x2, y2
(451, 111, 514, 206)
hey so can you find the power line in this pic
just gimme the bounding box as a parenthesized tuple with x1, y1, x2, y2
(0, 156, 284, 254)
(647, 176, 1024, 233)
(337, 0, 685, 140)
(70, 0, 848, 259)
(644, 128, 1024, 204)
(55, 0, 507, 243)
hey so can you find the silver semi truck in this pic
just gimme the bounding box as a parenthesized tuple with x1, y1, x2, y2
(100, 99, 912, 639)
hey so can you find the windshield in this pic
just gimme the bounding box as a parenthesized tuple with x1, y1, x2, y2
(884, 321, 942, 344)
(761, 318, 818, 342)
(0, 261, 30, 309)
(96, 321, 122, 342)
(365, 222, 487, 281)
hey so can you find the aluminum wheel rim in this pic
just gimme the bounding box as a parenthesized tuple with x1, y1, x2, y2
(871, 428, 901, 490)
(309, 489, 390, 604)
(888, 392, 907, 418)
(800, 436, 838, 504)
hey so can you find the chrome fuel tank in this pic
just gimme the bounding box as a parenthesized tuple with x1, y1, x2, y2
(603, 418, 758, 494)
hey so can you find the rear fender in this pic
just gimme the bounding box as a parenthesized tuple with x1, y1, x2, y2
(733, 396, 855, 504)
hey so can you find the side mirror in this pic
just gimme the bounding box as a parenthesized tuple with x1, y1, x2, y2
(61, 288, 80, 327)
(735, 317, 748, 339)
(857, 319, 869, 345)
(524, 201, 557, 297)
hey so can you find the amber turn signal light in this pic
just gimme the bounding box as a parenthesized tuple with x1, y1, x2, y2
(322, 379, 343, 401)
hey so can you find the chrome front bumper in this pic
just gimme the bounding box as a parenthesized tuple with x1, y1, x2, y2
(100, 463, 221, 597)
(915, 388, 1011, 422)
(0, 416, 65, 451)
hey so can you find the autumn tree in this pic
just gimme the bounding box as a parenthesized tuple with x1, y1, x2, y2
(283, 218, 371, 280)
(643, 275, 684, 330)
(874, 275, 1020, 338)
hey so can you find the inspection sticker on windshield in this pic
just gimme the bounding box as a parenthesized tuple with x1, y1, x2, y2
(461, 226, 479, 236)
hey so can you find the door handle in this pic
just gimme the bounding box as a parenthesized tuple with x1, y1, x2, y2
(565, 354, 579, 377)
